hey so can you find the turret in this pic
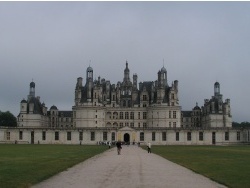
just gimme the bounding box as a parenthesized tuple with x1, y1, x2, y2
(86, 66, 93, 82)
(20, 99, 27, 113)
(161, 66, 167, 87)
(86, 67, 93, 101)
(133, 74, 138, 90)
(27, 81, 35, 101)
(214, 82, 220, 96)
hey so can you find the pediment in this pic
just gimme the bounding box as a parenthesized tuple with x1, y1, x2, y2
(118, 126, 135, 131)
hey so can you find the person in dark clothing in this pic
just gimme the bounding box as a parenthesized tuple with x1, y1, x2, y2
(116, 141, 122, 155)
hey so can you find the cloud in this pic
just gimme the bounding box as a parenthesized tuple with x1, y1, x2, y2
(0, 2, 249, 122)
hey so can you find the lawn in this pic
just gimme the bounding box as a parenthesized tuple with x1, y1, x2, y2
(150, 145, 250, 188)
(0, 144, 108, 188)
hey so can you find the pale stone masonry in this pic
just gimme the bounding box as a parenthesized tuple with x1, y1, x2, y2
(0, 62, 249, 145)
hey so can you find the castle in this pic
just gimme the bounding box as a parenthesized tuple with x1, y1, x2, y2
(1, 62, 249, 145)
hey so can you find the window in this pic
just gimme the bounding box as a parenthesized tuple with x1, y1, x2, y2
(140, 132, 144, 141)
(112, 132, 115, 141)
(42, 131, 46, 141)
(128, 100, 131, 107)
(162, 132, 166, 141)
(237, 132, 240, 141)
(173, 111, 176, 119)
(176, 132, 179, 141)
(55, 132, 59, 140)
(120, 112, 123, 119)
(130, 112, 134, 119)
(143, 95, 147, 101)
(171, 93, 174, 99)
(91, 132, 95, 141)
(169, 111, 171, 118)
(19, 131, 23, 140)
(67, 132, 71, 141)
(6, 132, 10, 140)
(143, 112, 147, 119)
(169, 122, 172, 127)
(143, 122, 147, 128)
(152, 132, 155, 141)
(173, 122, 176, 128)
(130, 123, 134, 128)
(103, 132, 107, 141)
(125, 122, 129, 127)
(225, 132, 229, 141)
(187, 132, 192, 141)
(120, 123, 123, 127)
(199, 132, 203, 141)
(138, 112, 140, 119)
(79, 132, 83, 141)
(125, 112, 129, 119)
(113, 95, 115, 101)
(138, 122, 140, 128)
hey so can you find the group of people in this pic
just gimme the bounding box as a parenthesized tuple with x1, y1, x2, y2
(114, 141, 152, 155)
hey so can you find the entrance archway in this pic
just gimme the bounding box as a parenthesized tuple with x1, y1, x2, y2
(124, 133, 130, 144)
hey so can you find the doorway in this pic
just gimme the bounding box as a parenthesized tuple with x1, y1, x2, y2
(212, 132, 216, 145)
(31, 131, 34, 144)
(124, 133, 130, 144)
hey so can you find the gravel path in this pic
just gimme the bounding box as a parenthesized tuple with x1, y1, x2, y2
(33, 146, 226, 188)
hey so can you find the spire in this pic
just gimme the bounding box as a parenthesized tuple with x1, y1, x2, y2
(123, 61, 130, 83)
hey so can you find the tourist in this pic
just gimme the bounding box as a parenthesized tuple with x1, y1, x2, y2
(116, 141, 122, 155)
(147, 142, 151, 153)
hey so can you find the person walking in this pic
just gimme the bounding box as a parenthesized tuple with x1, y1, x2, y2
(108, 142, 111, 149)
(147, 142, 151, 153)
(116, 141, 122, 155)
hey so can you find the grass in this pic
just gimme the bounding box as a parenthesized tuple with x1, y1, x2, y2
(149, 145, 250, 188)
(0, 144, 108, 188)
(1, 145, 249, 188)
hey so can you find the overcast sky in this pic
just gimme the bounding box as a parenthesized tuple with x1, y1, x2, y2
(0, 2, 250, 122)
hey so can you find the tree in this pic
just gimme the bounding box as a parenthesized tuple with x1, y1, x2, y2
(232, 121, 250, 128)
(0, 111, 17, 127)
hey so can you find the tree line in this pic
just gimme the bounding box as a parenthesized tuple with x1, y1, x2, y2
(0, 111, 17, 127)
(232, 121, 250, 128)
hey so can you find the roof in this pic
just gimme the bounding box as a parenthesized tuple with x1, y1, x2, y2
(58, 111, 73, 117)
(28, 97, 43, 115)
(21, 99, 27, 103)
(50, 105, 58, 110)
(182, 111, 192, 117)
(30, 81, 35, 88)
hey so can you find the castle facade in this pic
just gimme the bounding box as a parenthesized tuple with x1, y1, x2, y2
(1, 62, 249, 145)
